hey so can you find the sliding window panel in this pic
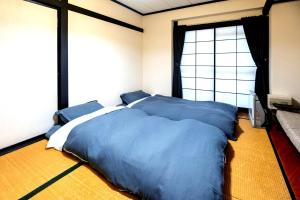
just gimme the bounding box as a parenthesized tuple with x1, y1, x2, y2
(68, 11, 142, 106)
(237, 39, 250, 52)
(182, 77, 195, 89)
(196, 66, 214, 78)
(196, 41, 214, 53)
(196, 90, 214, 101)
(216, 26, 236, 40)
(185, 31, 196, 42)
(216, 67, 236, 80)
(237, 26, 246, 39)
(183, 42, 195, 54)
(196, 78, 214, 91)
(216, 40, 236, 53)
(237, 94, 250, 108)
(216, 92, 236, 106)
(216, 79, 236, 93)
(0, 0, 57, 148)
(196, 29, 214, 41)
(237, 53, 256, 66)
(196, 54, 214, 66)
(237, 80, 255, 95)
(183, 89, 195, 101)
(216, 53, 236, 67)
(181, 54, 196, 65)
(181, 66, 195, 78)
(237, 67, 257, 80)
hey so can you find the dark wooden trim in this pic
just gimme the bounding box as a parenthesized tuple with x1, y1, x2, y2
(273, 0, 299, 4)
(25, 0, 143, 110)
(111, 0, 143, 16)
(67, 3, 143, 33)
(25, 0, 62, 9)
(268, 124, 296, 200)
(58, 1, 69, 109)
(0, 134, 46, 156)
(263, 0, 273, 16)
(144, 0, 226, 16)
(263, 0, 298, 16)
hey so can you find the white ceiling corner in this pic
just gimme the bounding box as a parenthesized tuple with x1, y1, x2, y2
(115, 0, 218, 14)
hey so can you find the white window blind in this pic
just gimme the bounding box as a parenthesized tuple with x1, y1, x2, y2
(181, 25, 257, 108)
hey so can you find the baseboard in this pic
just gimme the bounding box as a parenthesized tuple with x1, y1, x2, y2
(0, 134, 46, 156)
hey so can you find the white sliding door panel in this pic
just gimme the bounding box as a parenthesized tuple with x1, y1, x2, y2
(69, 11, 142, 106)
(0, 1, 57, 149)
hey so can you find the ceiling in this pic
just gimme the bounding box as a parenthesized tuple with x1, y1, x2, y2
(112, 0, 221, 15)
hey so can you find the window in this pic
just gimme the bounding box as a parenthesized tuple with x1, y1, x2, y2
(181, 25, 256, 108)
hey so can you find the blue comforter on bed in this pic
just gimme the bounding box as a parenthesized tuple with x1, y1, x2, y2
(131, 95, 238, 140)
(63, 108, 227, 200)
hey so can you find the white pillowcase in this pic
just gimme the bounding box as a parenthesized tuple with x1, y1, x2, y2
(47, 106, 125, 151)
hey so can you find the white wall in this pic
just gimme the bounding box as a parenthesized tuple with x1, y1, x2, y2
(0, 0, 57, 149)
(270, 1, 300, 102)
(0, 0, 143, 148)
(142, 0, 265, 96)
(69, 0, 142, 27)
(68, 0, 143, 106)
(68, 11, 142, 106)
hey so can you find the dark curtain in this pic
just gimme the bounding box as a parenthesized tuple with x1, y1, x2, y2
(242, 16, 269, 109)
(172, 22, 186, 98)
(242, 16, 270, 127)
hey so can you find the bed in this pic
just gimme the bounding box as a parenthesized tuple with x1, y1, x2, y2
(47, 106, 227, 200)
(125, 94, 238, 140)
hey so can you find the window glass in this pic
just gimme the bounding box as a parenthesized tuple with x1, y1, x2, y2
(196, 54, 214, 65)
(196, 90, 214, 101)
(216, 53, 236, 66)
(196, 66, 214, 78)
(183, 89, 195, 101)
(181, 54, 195, 65)
(216, 40, 236, 53)
(196, 41, 214, 53)
(182, 77, 195, 89)
(185, 31, 196, 42)
(181, 25, 256, 108)
(196, 78, 214, 91)
(216, 92, 236, 106)
(183, 43, 195, 54)
(216, 67, 236, 79)
(181, 66, 195, 78)
(196, 29, 214, 41)
(216, 79, 237, 93)
(216, 26, 236, 40)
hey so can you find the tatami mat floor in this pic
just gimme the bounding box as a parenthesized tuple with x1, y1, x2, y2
(0, 117, 291, 200)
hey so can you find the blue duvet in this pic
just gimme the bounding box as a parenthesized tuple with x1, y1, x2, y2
(131, 95, 238, 140)
(63, 108, 227, 200)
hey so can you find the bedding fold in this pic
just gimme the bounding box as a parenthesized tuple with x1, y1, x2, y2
(129, 95, 238, 140)
(60, 108, 227, 200)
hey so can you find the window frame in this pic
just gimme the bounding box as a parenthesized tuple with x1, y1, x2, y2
(181, 19, 256, 108)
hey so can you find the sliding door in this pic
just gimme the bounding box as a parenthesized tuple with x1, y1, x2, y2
(0, 1, 57, 148)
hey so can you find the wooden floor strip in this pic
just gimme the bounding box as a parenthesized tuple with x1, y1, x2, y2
(32, 164, 138, 200)
(0, 117, 292, 199)
(19, 162, 83, 200)
(224, 118, 291, 200)
(0, 140, 78, 199)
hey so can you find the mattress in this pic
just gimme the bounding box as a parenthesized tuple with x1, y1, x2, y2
(276, 110, 300, 153)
